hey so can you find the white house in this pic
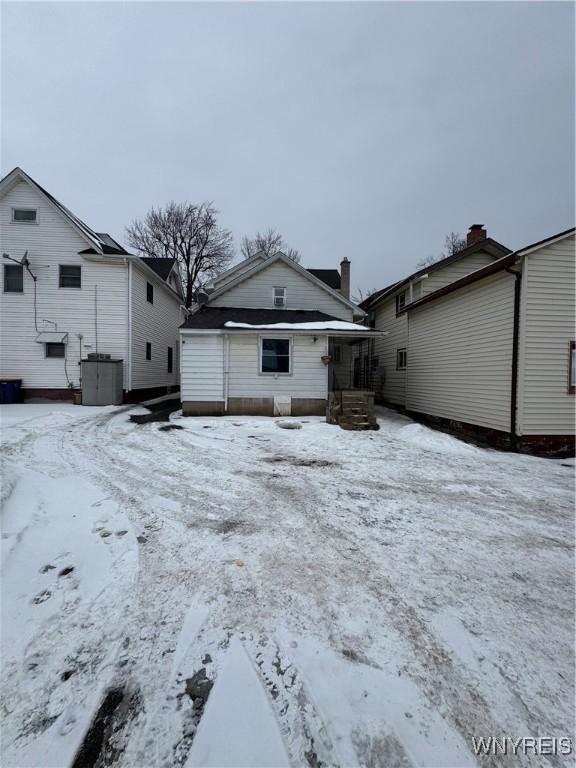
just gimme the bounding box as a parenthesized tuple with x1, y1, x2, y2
(179, 252, 384, 418)
(401, 227, 575, 455)
(358, 225, 512, 402)
(0, 167, 184, 402)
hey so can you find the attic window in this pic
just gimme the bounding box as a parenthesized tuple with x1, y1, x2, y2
(273, 287, 286, 307)
(12, 207, 37, 223)
(147, 282, 154, 304)
(395, 291, 406, 313)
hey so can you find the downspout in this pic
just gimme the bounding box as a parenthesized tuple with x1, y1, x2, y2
(506, 267, 522, 450)
(223, 334, 229, 412)
(127, 259, 132, 392)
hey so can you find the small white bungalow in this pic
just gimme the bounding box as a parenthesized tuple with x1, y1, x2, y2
(179, 252, 384, 419)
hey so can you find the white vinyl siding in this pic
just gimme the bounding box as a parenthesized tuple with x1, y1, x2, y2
(228, 334, 328, 399)
(419, 251, 498, 296)
(130, 264, 182, 390)
(210, 261, 353, 321)
(406, 271, 516, 432)
(369, 299, 407, 406)
(517, 236, 576, 435)
(180, 334, 224, 402)
(365, 251, 499, 407)
(0, 180, 128, 389)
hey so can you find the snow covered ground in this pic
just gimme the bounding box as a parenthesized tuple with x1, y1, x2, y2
(1, 402, 574, 768)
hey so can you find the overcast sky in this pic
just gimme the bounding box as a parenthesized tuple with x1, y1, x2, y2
(2, 1, 574, 296)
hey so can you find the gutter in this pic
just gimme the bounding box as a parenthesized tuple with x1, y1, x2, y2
(506, 266, 522, 450)
(127, 259, 133, 391)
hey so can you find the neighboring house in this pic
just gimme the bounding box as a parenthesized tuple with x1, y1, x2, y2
(0, 167, 184, 401)
(179, 252, 383, 417)
(359, 225, 511, 405)
(399, 227, 575, 455)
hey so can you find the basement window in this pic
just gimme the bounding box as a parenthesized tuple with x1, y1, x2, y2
(569, 341, 575, 394)
(59, 265, 81, 288)
(396, 348, 407, 370)
(146, 342, 152, 361)
(3, 264, 23, 292)
(261, 338, 290, 374)
(147, 282, 154, 304)
(45, 342, 65, 358)
(12, 207, 37, 223)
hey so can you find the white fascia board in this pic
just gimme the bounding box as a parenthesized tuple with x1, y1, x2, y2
(206, 252, 365, 315)
(516, 228, 576, 257)
(129, 257, 184, 302)
(0, 167, 104, 252)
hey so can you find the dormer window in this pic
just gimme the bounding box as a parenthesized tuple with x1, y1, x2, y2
(12, 207, 37, 223)
(273, 287, 286, 307)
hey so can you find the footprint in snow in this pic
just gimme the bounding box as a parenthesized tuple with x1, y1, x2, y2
(32, 589, 52, 605)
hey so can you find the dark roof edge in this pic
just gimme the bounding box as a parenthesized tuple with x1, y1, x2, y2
(515, 226, 575, 256)
(402, 226, 575, 314)
(361, 237, 512, 310)
(400, 253, 518, 314)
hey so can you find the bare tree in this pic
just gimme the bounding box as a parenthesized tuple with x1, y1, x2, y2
(417, 231, 466, 268)
(126, 202, 234, 308)
(353, 287, 380, 305)
(241, 228, 301, 263)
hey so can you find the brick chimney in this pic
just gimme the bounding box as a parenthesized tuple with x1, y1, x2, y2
(467, 224, 487, 247)
(340, 257, 350, 299)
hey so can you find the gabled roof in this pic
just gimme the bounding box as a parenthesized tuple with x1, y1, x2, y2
(402, 226, 575, 313)
(361, 237, 512, 310)
(306, 268, 341, 290)
(206, 251, 364, 314)
(181, 307, 340, 329)
(0, 167, 126, 255)
(140, 257, 177, 280)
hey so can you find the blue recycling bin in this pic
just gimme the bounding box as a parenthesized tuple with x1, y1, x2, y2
(0, 378, 23, 404)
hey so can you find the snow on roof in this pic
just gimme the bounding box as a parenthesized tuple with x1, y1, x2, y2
(224, 320, 371, 331)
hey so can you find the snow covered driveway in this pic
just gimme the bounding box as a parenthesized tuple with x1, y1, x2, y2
(1, 403, 574, 768)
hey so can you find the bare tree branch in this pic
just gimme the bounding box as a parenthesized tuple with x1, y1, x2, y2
(126, 201, 234, 308)
(417, 231, 466, 268)
(241, 228, 301, 263)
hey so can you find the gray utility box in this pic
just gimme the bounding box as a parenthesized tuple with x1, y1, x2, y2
(81, 357, 124, 406)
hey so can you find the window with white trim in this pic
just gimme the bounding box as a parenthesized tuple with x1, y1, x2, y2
(12, 207, 37, 223)
(273, 287, 286, 307)
(4, 264, 23, 292)
(261, 338, 290, 374)
(396, 348, 407, 370)
(395, 291, 406, 313)
(59, 265, 81, 288)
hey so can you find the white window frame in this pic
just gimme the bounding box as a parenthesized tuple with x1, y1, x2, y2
(273, 286, 287, 307)
(11, 207, 38, 224)
(3, 263, 24, 293)
(259, 336, 292, 376)
(396, 347, 407, 370)
(59, 264, 82, 289)
(396, 291, 406, 313)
